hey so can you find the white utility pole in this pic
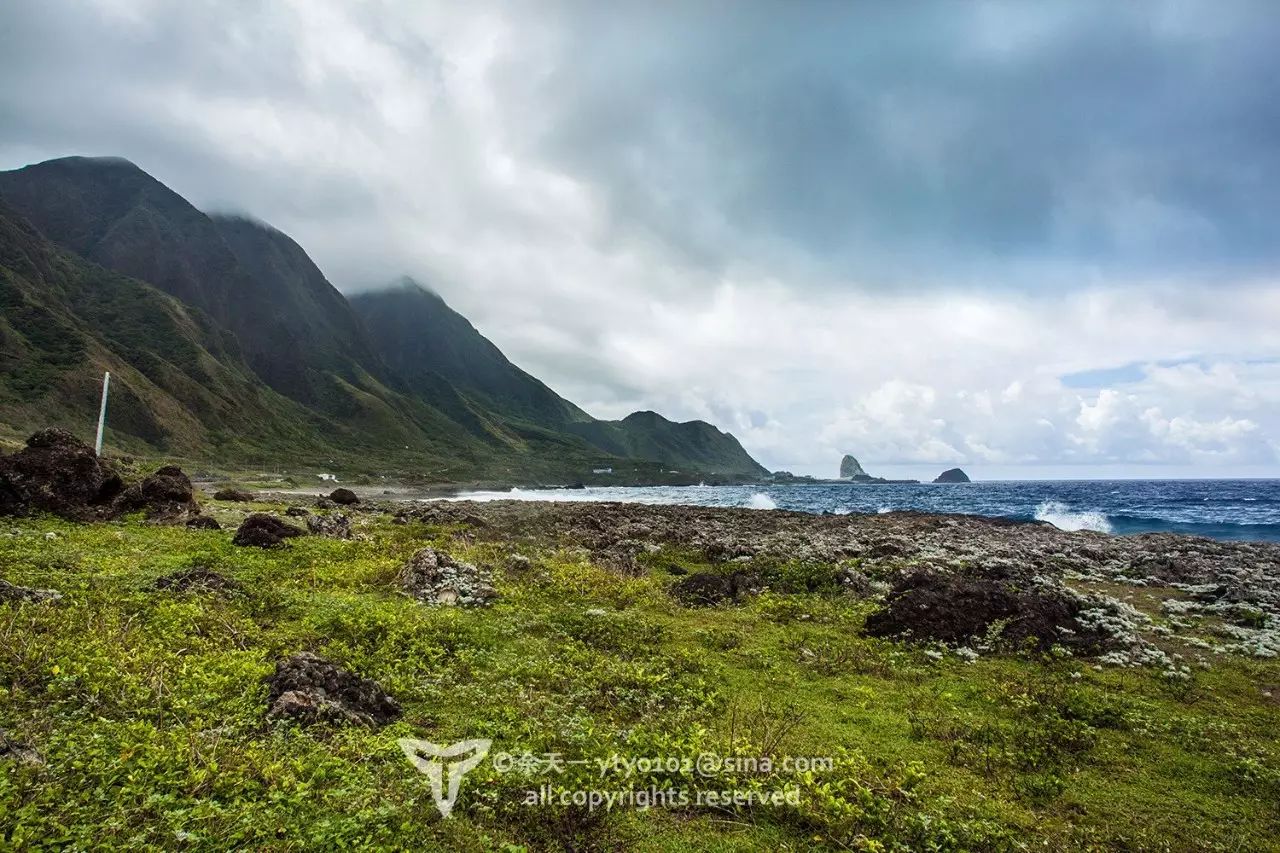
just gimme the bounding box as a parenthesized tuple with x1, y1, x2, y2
(94, 371, 110, 455)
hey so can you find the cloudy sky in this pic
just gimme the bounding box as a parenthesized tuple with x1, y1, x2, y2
(3, 0, 1279, 478)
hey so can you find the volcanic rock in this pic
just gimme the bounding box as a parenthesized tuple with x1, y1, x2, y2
(213, 488, 254, 502)
(0, 728, 42, 766)
(0, 429, 122, 520)
(329, 488, 360, 506)
(185, 515, 221, 530)
(670, 570, 764, 606)
(264, 652, 401, 727)
(153, 565, 239, 594)
(933, 468, 971, 483)
(0, 578, 62, 604)
(232, 513, 304, 548)
(863, 565, 1115, 654)
(112, 465, 200, 521)
(306, 512, 352, 539)
(839, 454, 867, 479)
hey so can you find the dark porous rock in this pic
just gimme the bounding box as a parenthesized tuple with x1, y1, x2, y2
(670, 570, 764, 606)
(213, 488, 254, 502)
(0, 728, 43, 766)
(265, 652, 401, 728)
(400, 547, 498, 607)
(0, 578, 62, 604)
(933, 468, 971, 484)
(314, 497, 334, 509)
(153, 565, 239, 594)
(307, 512, 352, 539)
(0, 428, 122, 521)
(232, 513, 304, 548)
(113, 465, 200, 522)
(863, 566, 1115, 654)
(285, 506, 311, 518)
(329, 488, 360, 506)
(185, 515, 222, 530)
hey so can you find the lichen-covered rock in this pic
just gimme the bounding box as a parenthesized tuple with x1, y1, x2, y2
(0, 428, 122, 520)
(264, 652, 401, 727)
(399, 547, 497, 607)
(112, 465, 200, 522)
(836, 566, 886, 598)
(153, 565, 238, 594)
(0, 578, 62, 604)
(306, 512, 352, 539)
(232, 514, 304, 548)
(670, 570, 764, 606)
(0, 728, 42, 766)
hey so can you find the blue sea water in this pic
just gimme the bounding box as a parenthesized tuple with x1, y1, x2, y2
(450, 480, 1280, 543)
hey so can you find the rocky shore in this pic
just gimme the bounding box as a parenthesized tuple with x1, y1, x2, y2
(387, 498, 1280, 666)
(5, 433, 1280, 847)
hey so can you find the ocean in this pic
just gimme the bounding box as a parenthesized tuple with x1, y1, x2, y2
(446, 479, 1280, 543)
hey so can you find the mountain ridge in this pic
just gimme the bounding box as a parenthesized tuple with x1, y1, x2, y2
(0, 156, 766, 480)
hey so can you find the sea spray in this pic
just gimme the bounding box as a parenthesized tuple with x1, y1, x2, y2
(1035, 500, 1113, 533)
(747, 492, 777, 510)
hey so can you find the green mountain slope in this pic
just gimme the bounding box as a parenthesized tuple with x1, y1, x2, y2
(0, 201, 326, 457)
(568, 411, 769, 477)
(349, 279, 591, 428)
(0, 158, 501, 457)
(352, 280, 768, 477)
(0, 156, 766, 480)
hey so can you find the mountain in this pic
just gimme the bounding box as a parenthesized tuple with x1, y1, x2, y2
(349, 279, 590, 429)
(0, 159, 390, 407)
(0, 156, 766, 480)
(0, 200, 327, 457)
(352, 280, 768, 477)
(0, 157, 519, 463)
(566, 412, 768, 478)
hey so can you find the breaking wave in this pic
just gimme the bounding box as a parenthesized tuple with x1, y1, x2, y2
(747, 492, 777, 510)
(1034, 500, 1113, 533)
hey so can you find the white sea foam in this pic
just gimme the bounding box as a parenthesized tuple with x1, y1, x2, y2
(877, 506, 892, 515)
(1034, 500, 1113, 533)
(747, 492, 777, 510)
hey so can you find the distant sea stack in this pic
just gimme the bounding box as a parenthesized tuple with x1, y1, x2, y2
(835, 455, 919, 485)
(934, 468, 971, 483)
(839, 455, 867, 479)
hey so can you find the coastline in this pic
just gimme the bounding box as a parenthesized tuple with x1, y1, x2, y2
(4, 483, 1280, 847)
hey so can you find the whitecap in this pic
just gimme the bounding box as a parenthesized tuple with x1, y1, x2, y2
(747, 492, 777, 510)
(1034, 500, 1113, 533)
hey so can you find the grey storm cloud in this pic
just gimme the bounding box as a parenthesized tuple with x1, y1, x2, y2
(5, 1, 1280, 287)
(499, 1, 1280, 286)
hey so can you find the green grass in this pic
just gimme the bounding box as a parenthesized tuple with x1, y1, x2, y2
(2, 507, 1279, 850)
